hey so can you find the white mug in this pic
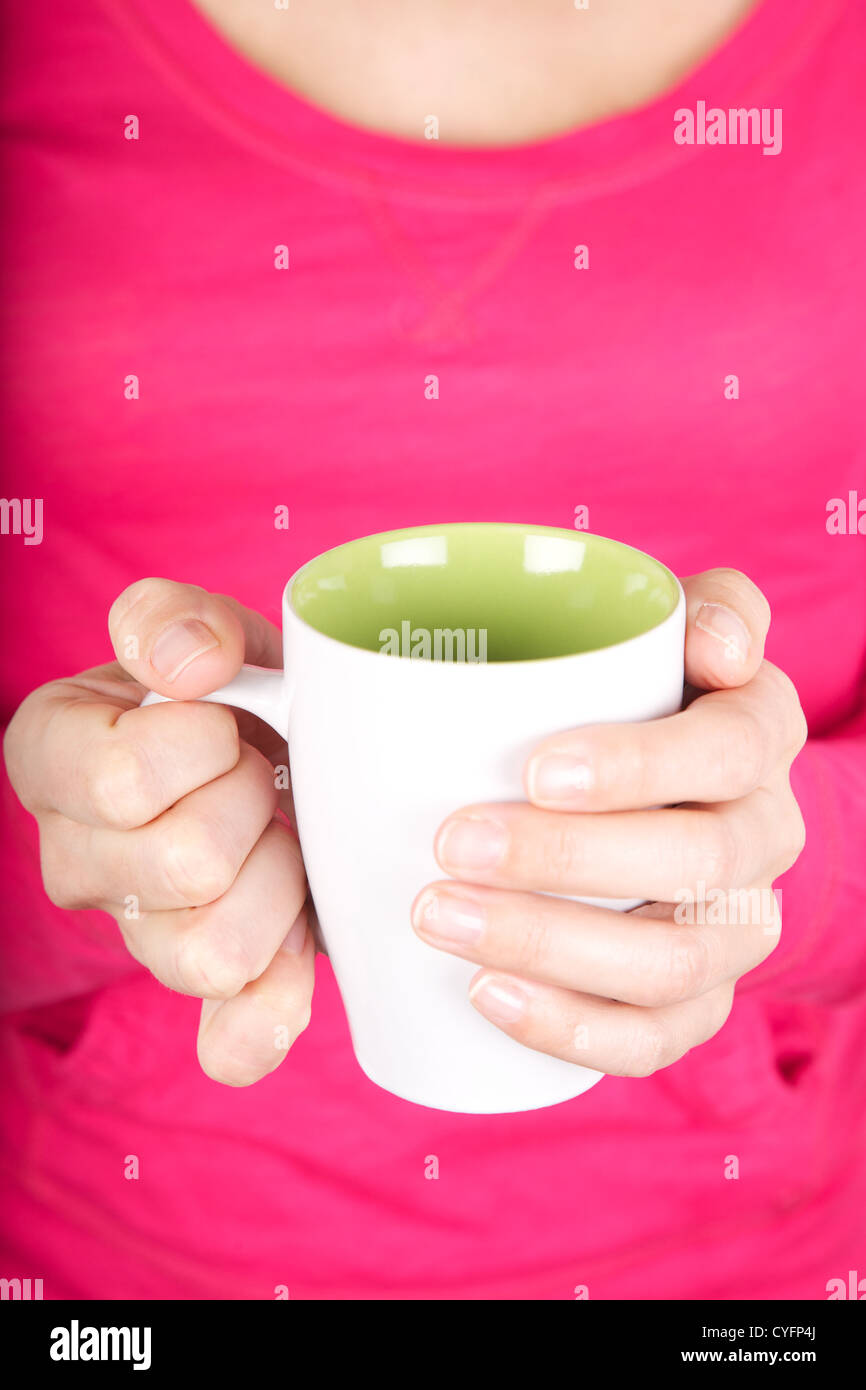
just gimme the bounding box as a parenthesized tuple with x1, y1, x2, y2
(142, 523, 685, 1113)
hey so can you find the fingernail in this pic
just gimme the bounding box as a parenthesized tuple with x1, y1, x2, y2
(280, 918, 307, 954)
(529, 753, 594, 802)
(150, 620, 219, 682)
(436, 816, 508, 870)
(695, 603, 750, 663)
(412, 888, 485, 947)
(469, 975, 527, 1024)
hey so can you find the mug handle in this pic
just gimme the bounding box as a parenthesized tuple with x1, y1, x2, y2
(140, 663, 290, 739)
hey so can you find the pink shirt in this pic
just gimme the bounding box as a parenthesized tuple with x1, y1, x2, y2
(1, 0, 865, 1298)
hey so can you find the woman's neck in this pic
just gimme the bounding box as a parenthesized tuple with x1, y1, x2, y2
(189, 0, 760, 146)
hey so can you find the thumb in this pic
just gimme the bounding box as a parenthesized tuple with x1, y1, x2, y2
(108, 578, 282, 699)
(680, 568, 771, 691)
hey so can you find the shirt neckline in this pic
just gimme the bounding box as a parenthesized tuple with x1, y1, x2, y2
(100, 0, 834, 206)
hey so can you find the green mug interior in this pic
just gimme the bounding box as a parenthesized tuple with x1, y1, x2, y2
(289, 523, 680, 662)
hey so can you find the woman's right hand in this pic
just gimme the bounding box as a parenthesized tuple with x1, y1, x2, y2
(3, 578, 314, 1086)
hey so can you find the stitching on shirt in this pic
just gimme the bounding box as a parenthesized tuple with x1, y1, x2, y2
(93, 0, 845, 211)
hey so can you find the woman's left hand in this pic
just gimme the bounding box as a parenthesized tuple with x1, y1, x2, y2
(412, 568, 808, 1077)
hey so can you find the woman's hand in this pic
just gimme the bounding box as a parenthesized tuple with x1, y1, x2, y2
(3, 579, 314, 1086)
(412, 569, 807, 1078)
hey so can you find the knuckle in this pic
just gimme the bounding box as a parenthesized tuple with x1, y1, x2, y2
(43, 884, 77, 911)
(700, 815, 739, 890)
(637, 931, 715, 1006)
(41, 859, 79, 910)
(763, 791, 806, 881)
(794, 701, 809, 750)
(39, 825, 88, 910)
(776, 798, 807, 873)
(174, 928, 251, 1000)
(515, 911, 553, 975)
(787, 697, 809, 760)
(115, 915, 145, 964)
(763, 665, 808, 759)
(4, 685, 59, 805)
(756, 903, 782, 965)
(3, 707, 30, 796)
(791, 714, 809, 762)
(86, 740, 156, 829)
(41, 873, 75, 910)
(161, 819, 237, 906)
(277, 823, 305, 874)
(245, 745, 281, 806)
(666, 932, 715, 1003)
(690, 987, 736, 1050)
(732, 706, 768, 795)
(538, 820, 581, 884)
(618, 1017, 669, 1078)
(711, 986, 736, 1038)
(188, 701, 241, 762)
